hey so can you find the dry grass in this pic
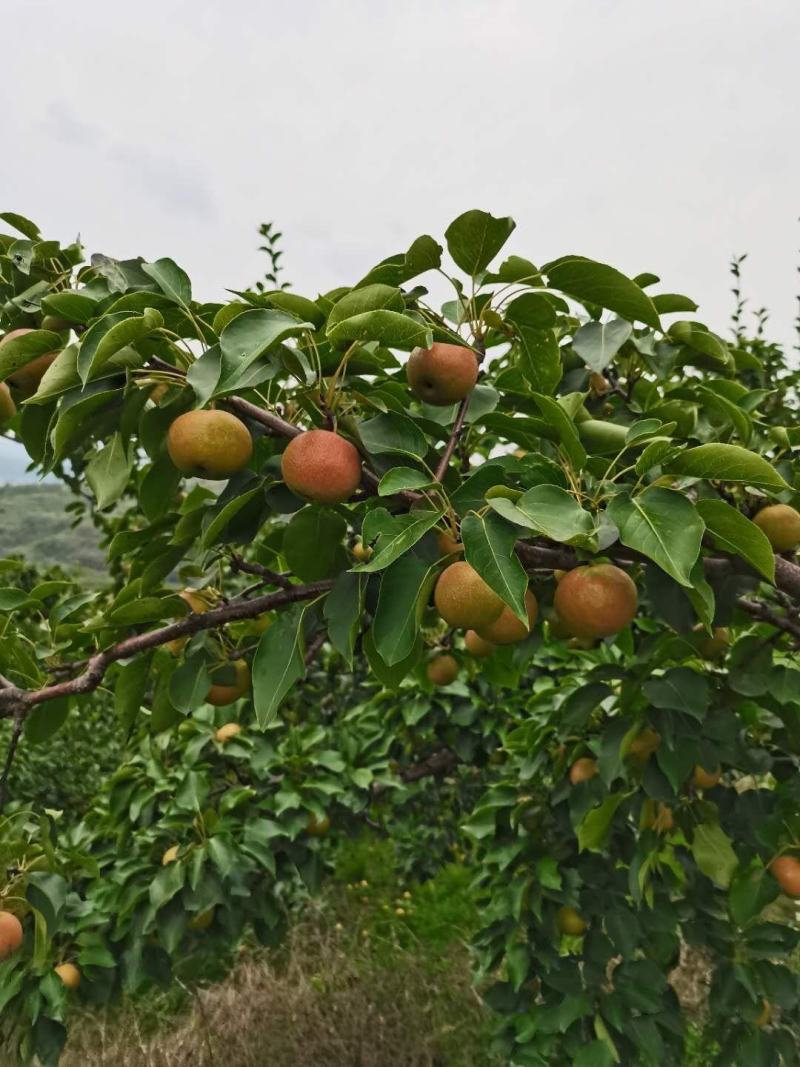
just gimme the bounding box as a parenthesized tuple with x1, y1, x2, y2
(63, 904, 496, 1067)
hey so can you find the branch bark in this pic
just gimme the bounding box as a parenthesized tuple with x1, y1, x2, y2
(0, 581, 333, 719)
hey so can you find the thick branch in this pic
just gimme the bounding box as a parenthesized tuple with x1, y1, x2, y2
(738, 597, 800, 644)
(229, 554, 293, 590)
(0, 581, 332, 718)
(400, 747, 459, 783)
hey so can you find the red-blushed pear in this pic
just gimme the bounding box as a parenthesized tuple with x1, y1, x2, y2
(406, 342, 478, 405)
(464, 629, 494, 658)
(167, 409, 253, 479)
(557, 906, 587, 935)
(215, 722, 243, 744)
(281, 429, 362, 504)
(0, 382, 16, 424)
(55, 963, 81, 989)
(753, 504, 800, 552)
(554, 564, 638, 639)
(693, 764, 721, 790)
(427, 653, 459, 686)
(769, 855, 800, 897)
(476, 589, 538, 645)
(0, 911, 23, 960)
(207, 660, 250, 707)
(569, 757, 597, 785)
(434, 561, 505, 630)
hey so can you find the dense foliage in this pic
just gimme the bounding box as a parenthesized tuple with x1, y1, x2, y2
(1, 207, 800, 1065)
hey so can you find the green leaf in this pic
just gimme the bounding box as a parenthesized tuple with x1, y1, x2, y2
(253, 605, 311, 727)
(357, 507, 444, 573)
(141, 258, 192, 308)
(326, 284, 405, 330)
(78, 308, 163, 383)
(444, 209, 516, 275)
(571, 318, 632, 372)
(377, 467, 434, 496)
(515, 326, 561, 394)
(692, 822, 738, 888)
(26, 872, 67, 935)
(169, 653, 211, 713)
(86, 433, 133, 510)
(505, 292, 557, 329)
(729, 860, 778, 926)
(363, 630, 422, 688)
(0, 329, 61, 384)
(0, 587, 37, 611)
(491, 484, 595, 545)
(49, 383, 118, 463)
(359, 412, 428, 459)
(24, 698, 70, 745)
(644, 667, 709, 718)
(106, 595, 184, 627)
(41, 291, 98, 324)
(114, 653, 152, 730)
(696, 498, 775, 583)
(323, 571, 365, 667)
(577, 794, 625, 852)
(461, 512, 528, 622)
(545, 256, 660, 329)
(696, 384, 752, 443)
(530, 392, 586, 470)
(186, 345, 222, 407)
(669, 320, 729, 366)
(218, 308, 312, 392)
(665, 443, 789, 491)
(282, 507, 347, 581)
(607, 489, 704, 587)
(651, 293, 698, 314)
(0, 211, 41, 238)
(201, 485, 264, 549)
(373, 555, 437, 665)
(326, 310, 432, 351)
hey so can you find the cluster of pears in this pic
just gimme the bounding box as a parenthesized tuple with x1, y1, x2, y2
(426, 529, 639, 684)
(0, 909, 80, 988)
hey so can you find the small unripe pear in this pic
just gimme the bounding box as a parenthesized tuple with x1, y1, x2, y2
(628, 728, 661, 763)
(208, 661, 250, 707)
(352, 540, 373, 562)
(693, 764, 721, 790)
(215, 721, 243, 744)
(306, 813, 331, 837)
(406, 342, 478, 405)
(162, 845, 180, 866)
(557, 906, 587, 936)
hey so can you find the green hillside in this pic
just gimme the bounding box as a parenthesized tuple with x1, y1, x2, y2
(0, 483, 105, 573)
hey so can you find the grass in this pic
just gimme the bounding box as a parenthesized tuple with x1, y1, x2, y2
(63, 892, 498, 1067)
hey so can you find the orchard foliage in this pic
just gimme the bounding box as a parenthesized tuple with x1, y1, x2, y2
(2, 207, 800, 1064)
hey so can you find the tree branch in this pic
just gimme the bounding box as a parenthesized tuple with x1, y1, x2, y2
(435, 396, 471, 481)
(0, 581, 333, 719)
(738, 597, 800, 644)
(228, 554, 294, 590)
(400, 747, 460, 783)
(0, 709, 25, 811)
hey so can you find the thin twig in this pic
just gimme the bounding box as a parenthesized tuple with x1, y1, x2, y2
(738, 597, 800, 644)
(434, 396, 471, 481)
(0, 709, 25, 811)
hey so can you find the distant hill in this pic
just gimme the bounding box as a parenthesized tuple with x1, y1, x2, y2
(0, 483, 105, 573)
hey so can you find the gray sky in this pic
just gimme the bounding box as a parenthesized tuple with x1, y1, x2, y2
(2, 0, 799, 481)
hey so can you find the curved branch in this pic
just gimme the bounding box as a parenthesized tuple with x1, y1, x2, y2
(0, 580, 333, 718)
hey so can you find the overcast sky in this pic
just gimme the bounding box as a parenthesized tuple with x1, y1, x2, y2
(2, 0, 798, 481)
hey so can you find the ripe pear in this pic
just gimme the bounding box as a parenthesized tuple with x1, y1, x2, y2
(162, 845, 180, 866)
(753, 504, 800, 552)
(55, 963, 81, 989)
(207, 660, 250, 707)
(306, 813, 331, 837)
(427, 653, 459, 686)
(215, 722, 243, 743)
(0, 382, 16, 424)
(693, 764, 721, 790)
(628, 728, 661, 763)
(651, 803, 674, 834)
(1, 328, 59, 398)
(281, 429, 362, 504)
(569, 757, 598, 784)
(769, 855, 800, 897)
(693, 625, 730, 660)
(406, 342, 478, 405)
(434, 562, 505, 630)
(436, 529, 464, 557)
(476, 589, 538, 645)
(557, 906, 587, 936)
(464, 629, 494, 658)
(554, 564, 637, 639)
(0, 911, 23, 960)
(167, 409, 253, 479)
